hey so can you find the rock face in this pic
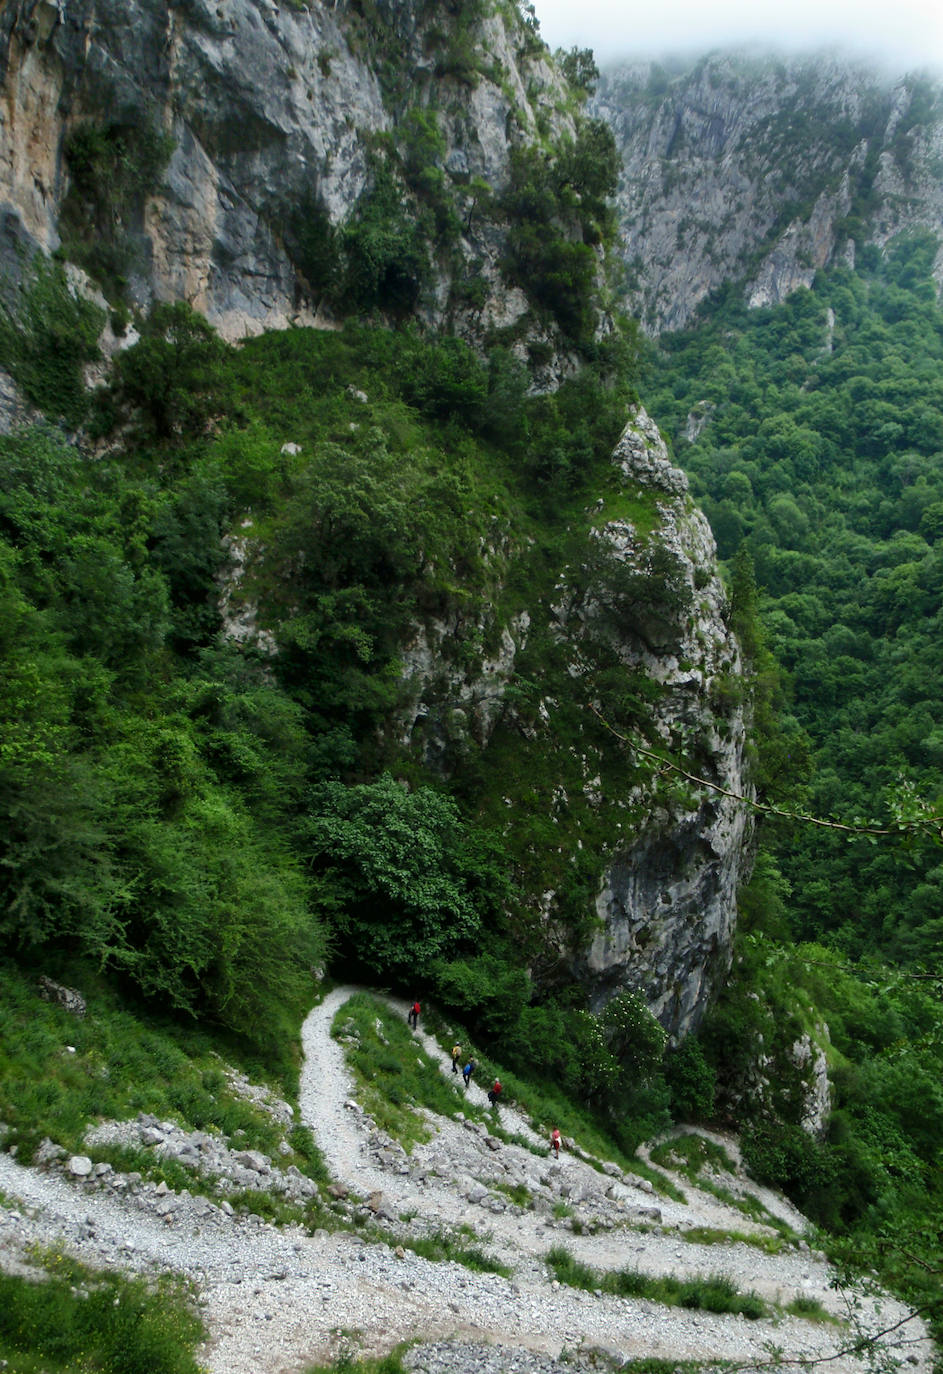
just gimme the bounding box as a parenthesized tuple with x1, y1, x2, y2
(395, 407, 752, 1039)
(594, 53, 943, 332)
(565, 410, 752, 1034)
(0, 0, 573, 343)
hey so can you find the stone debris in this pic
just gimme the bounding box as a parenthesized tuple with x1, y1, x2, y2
(0, 986, 933, 1374)
(38, 975, 86, 1017)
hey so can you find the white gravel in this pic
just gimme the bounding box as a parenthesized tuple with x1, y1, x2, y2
(0, 986, 935, 1374)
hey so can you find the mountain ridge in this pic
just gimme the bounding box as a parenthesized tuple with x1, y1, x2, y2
(595, 49, 943, 331)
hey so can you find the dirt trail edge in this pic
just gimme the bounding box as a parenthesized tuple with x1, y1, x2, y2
(0, 986, 932, 1374)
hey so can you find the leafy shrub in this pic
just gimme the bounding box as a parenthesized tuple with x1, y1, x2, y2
(306, 776, 506, 979)
(286, 192, 341, 300)
(431, 951, 532, 1039)
(397, 331, 488, 424)
(741, 1118, 836, 1210)
(108, 301, 231, 441)
(665, 1036, 716, 1121)
(342, 166, 432, 314)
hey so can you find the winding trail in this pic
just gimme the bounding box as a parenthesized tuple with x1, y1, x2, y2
(0, 986, 934, 1374)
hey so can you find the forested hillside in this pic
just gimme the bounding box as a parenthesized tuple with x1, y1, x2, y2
(0, 278, 646, 1078)
(645, 230, 943, 962)
(642, 227, 943, 1341)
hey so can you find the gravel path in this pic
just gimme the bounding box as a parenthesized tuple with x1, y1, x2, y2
(0, 986, 935, 1374)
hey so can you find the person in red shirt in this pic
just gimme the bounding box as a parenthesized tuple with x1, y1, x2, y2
(487, 1078, 502, 1107)
(407, 999, 420, 1029)
(550, 1127, 562, 1159)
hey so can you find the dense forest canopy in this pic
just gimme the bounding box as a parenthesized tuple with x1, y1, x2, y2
(641, 231, 943, 1334)
(644, 231, 943, 967)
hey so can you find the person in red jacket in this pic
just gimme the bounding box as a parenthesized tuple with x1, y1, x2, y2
(407, 999, 420, 1029)
(550, 1127, 562, 1159)
(487, 1078, 502, 1107)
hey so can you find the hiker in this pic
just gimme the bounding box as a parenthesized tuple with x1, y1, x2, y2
(487, 1078, 502, 1107)
(407, 999, 421, 1029)
(462, 1057, 476, 1089)
(451, 1043, 462, 1074)
(550, 1127, 562, 1159)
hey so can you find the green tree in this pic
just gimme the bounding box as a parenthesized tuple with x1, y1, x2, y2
(303, 775, 504, 980)
(109, 302, 230, 441)
(557, 46, 599, 96)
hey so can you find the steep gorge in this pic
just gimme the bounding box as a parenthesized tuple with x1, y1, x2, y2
(0, 0, 755, 1041)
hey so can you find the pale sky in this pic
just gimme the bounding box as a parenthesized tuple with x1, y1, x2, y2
(532, 0, 943, 73)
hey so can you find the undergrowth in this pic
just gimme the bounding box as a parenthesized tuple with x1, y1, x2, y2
(0, 1249, 204, 1373)
(546, 1245, 767, 1318)
(0, 958, 322, 1180)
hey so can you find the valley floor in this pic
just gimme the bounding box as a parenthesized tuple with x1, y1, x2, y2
(0, 986, 934, 1374)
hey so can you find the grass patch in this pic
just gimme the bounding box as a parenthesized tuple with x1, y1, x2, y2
(785, 1294, 837, 1323)
(696, 1179, 801, 1242)
(681, 1225, 787, 1255)
(649, 1133, 736, 1175)
(432, 1026, 683, 1191)
(617, 1363, 721, 1374)
(492, 1179, 532, 1208)
(649, 1134, 800, 1239)
(303, 1349, 410, 1374)
(622, 1156, 686, 1202)
(591, 483, 661, 537)
(0, 1249, 204, 1373)
(393, 1227, 512, 1276)
(546, 1245, 767, 1318)
(333, 993, 468, 1151)
(0, 960, 317, 1174)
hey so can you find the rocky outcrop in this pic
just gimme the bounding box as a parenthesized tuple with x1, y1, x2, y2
(594, 53, 943, 332)
(0, 365, 37, 433)
(565, 409, 752, 1035)
(396, 407, 752, 1039)
(397, 606, 531, 768)
(38, 974, 87, 1017)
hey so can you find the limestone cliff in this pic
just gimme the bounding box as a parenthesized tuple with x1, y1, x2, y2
(0, 0, 582, 350)
(594, 53, 943, 332)
(557, 409, 751, 1034)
